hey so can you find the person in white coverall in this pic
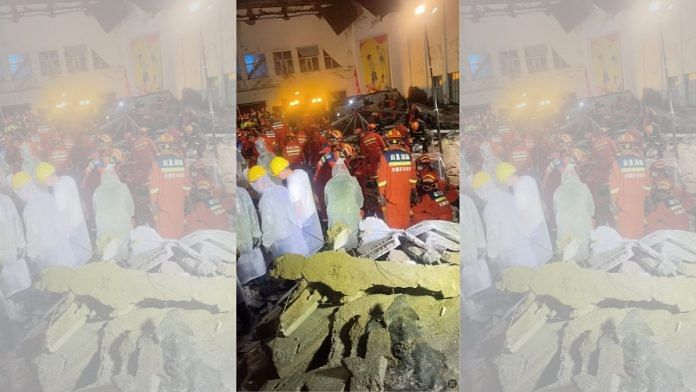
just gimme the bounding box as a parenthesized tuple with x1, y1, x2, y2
(248, 165, 309, 259)
(459, 193, 490, 298)
(236, 186, 265, 283)
(0, 192, 29, 298)
(36, 162, 93, 265)
(324, 159, 364, 249)
(12, 172, 77, 272)
(472, 171, 537, 272)
(271, 156, 324, 254)
(255, 139, 280, 185)
(495, 162, 553, 266)
(553, 165, 596, 261)
(93, 165, 135, 253)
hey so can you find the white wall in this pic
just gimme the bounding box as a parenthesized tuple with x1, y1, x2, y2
(0, 0, 235, 111)
(236, 0, 459, 108)
(458, 0, 696, 108)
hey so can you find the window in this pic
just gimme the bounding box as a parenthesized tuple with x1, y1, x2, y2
(8, 54, 32, 80)
(468, 53, 492, 80)
(448, 72, 460, 104)
(92, 50, 110, 70)
(65, 45, 88, 73)
(525, 45, 548, 73)
(324, 49, 341, 69)
(244, 53, 268, 79)
(39, 50, 61, 76)
(273, 50, 294, 76)
(552, 50, 570, 70)
(297, 45, 320, 73)
(499, 50, 521, 77)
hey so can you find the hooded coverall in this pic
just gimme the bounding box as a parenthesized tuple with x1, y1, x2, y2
(377, 146, 417, 229)
(93, 167, 135, 251)
(609, 155, 651, 239)
(53, 175, 93, 265)
(554, 167, 596, 260)
(286, 169, 324, 255)
(325, 162, 364, 249)
(149, 153, 191, 239)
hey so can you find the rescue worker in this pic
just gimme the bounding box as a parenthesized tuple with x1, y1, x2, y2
(255, 138, 279, 184)
(247, 166, 309, 258)
(409, 120, 431, 153)
(35, 162, 92, 265)
(324, 159, 364, 249)
(472, 171, 537, 271)
(131, 127, 158, 185)
(460, 193, 490, 298)
(411, 173, 454, 223)
(609, 133, 651, 239)
(149, 133, 191, 239)
(0, 192, 28, 298)
(236, 186, 262, 256)
(377, 129, 417, 229)
(496, 162, 552, 266)
(93, 165, 135, 254)
(358, 125, 387, 178)
(553, 165, 596, 261)
(646, 180, 691, 233)
(281, 134, 305, 169)
(47, 139, 72, 176)
(185, 179, 230, 233)
(271, 156, 324, 255)
(12, 172, 77, 271)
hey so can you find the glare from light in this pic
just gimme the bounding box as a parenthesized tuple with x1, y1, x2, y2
(189, 1, 201, 13)
(118, 101, 125, 107)
(337, 113, 340, 117)
(311, 98, 317, 103)
(61, 92, 67, 97)
(55, 102, 67, 109)
(431, 7, 438, 13)
(316, 97, 323, 103)
(515, 102, 528, 109)
(579, 101, 585, 107)
(79, 99, 91, 106)
(294, 90, 300, 96)
(521, 92, 527, 97)
(649, 1, 661, 12)
(348, 99, 354, 105)
(415, 4, 426, 15)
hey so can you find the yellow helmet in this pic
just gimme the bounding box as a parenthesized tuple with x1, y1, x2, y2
(495, 162, 517, 184)
(12, 171, 32, 190)
(36, 162, 57, 184)
(472, 171, 492, 190)
(270, 156, 290, 177)
(247, 165, 267, 183)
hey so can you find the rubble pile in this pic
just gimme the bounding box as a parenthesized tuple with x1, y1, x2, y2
(0, 230, 236, 392)
(464, 230, 696, 392)
(241, 248, 460, 392)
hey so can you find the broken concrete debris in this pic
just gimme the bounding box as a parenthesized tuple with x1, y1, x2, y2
(470, 232, 696, 392)
(273, 251, 460, 298)
(0, 230, 236, 392)
(252, 249, 459, 391)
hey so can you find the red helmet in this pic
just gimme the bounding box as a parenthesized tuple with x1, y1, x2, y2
(558, 133, 573, 146)
(328, 130, 343, 143)
(421, 172, 439, 185)
(416, 155, 432, 166)
(97, 134, 113, 147)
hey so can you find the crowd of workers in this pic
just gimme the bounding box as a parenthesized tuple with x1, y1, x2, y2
(235, 108, 458, 265)
(459, 111, 695, 283)
(0, 111, 233, 293)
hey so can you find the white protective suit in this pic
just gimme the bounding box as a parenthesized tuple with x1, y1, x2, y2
(16, 181, 77, 271)
(236, 186, 265, 283)
(20, 143, 39, 176)
(480, 142, 501, 179)
(93, 166, 135, 251)
(553, 166, 595, 261)
(511, 175, 553, 266)
(476, 182, 537, 271)
(287, 169, 324, 254)
(236, 186, 261, 254)
(253, 176, 309, 259)
(460, 194, 491, 298)
(324, 161, 364, 249)
(52, 175, 92, 265)
(0, 193, 30, 298)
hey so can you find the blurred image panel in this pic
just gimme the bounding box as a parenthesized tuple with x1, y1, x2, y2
(236, 0, 461, 390)
(460, 0, 696, 391)
(0, 1, 237, 391)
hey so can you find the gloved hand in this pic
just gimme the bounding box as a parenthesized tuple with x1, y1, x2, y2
(253, 237, 261, 248)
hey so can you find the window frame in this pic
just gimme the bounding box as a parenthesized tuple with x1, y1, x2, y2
(468, 53, 492, 80)
(297, 45, 320, 73)
(64, 45, 88, 73)
(244, 53, 268, 79)
(499, 50, 521, 77)
(273, 50, 295, 76)
(525, 45, 549, 73)
(8, 53, 33, 81)
(39, 50, 61, 77)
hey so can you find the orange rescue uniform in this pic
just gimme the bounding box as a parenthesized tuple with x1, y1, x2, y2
(149, 154, 191, 239)
(377, 147, 417, 229)
(609, 155, 651, 239)
(412, 189, 453, 224)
